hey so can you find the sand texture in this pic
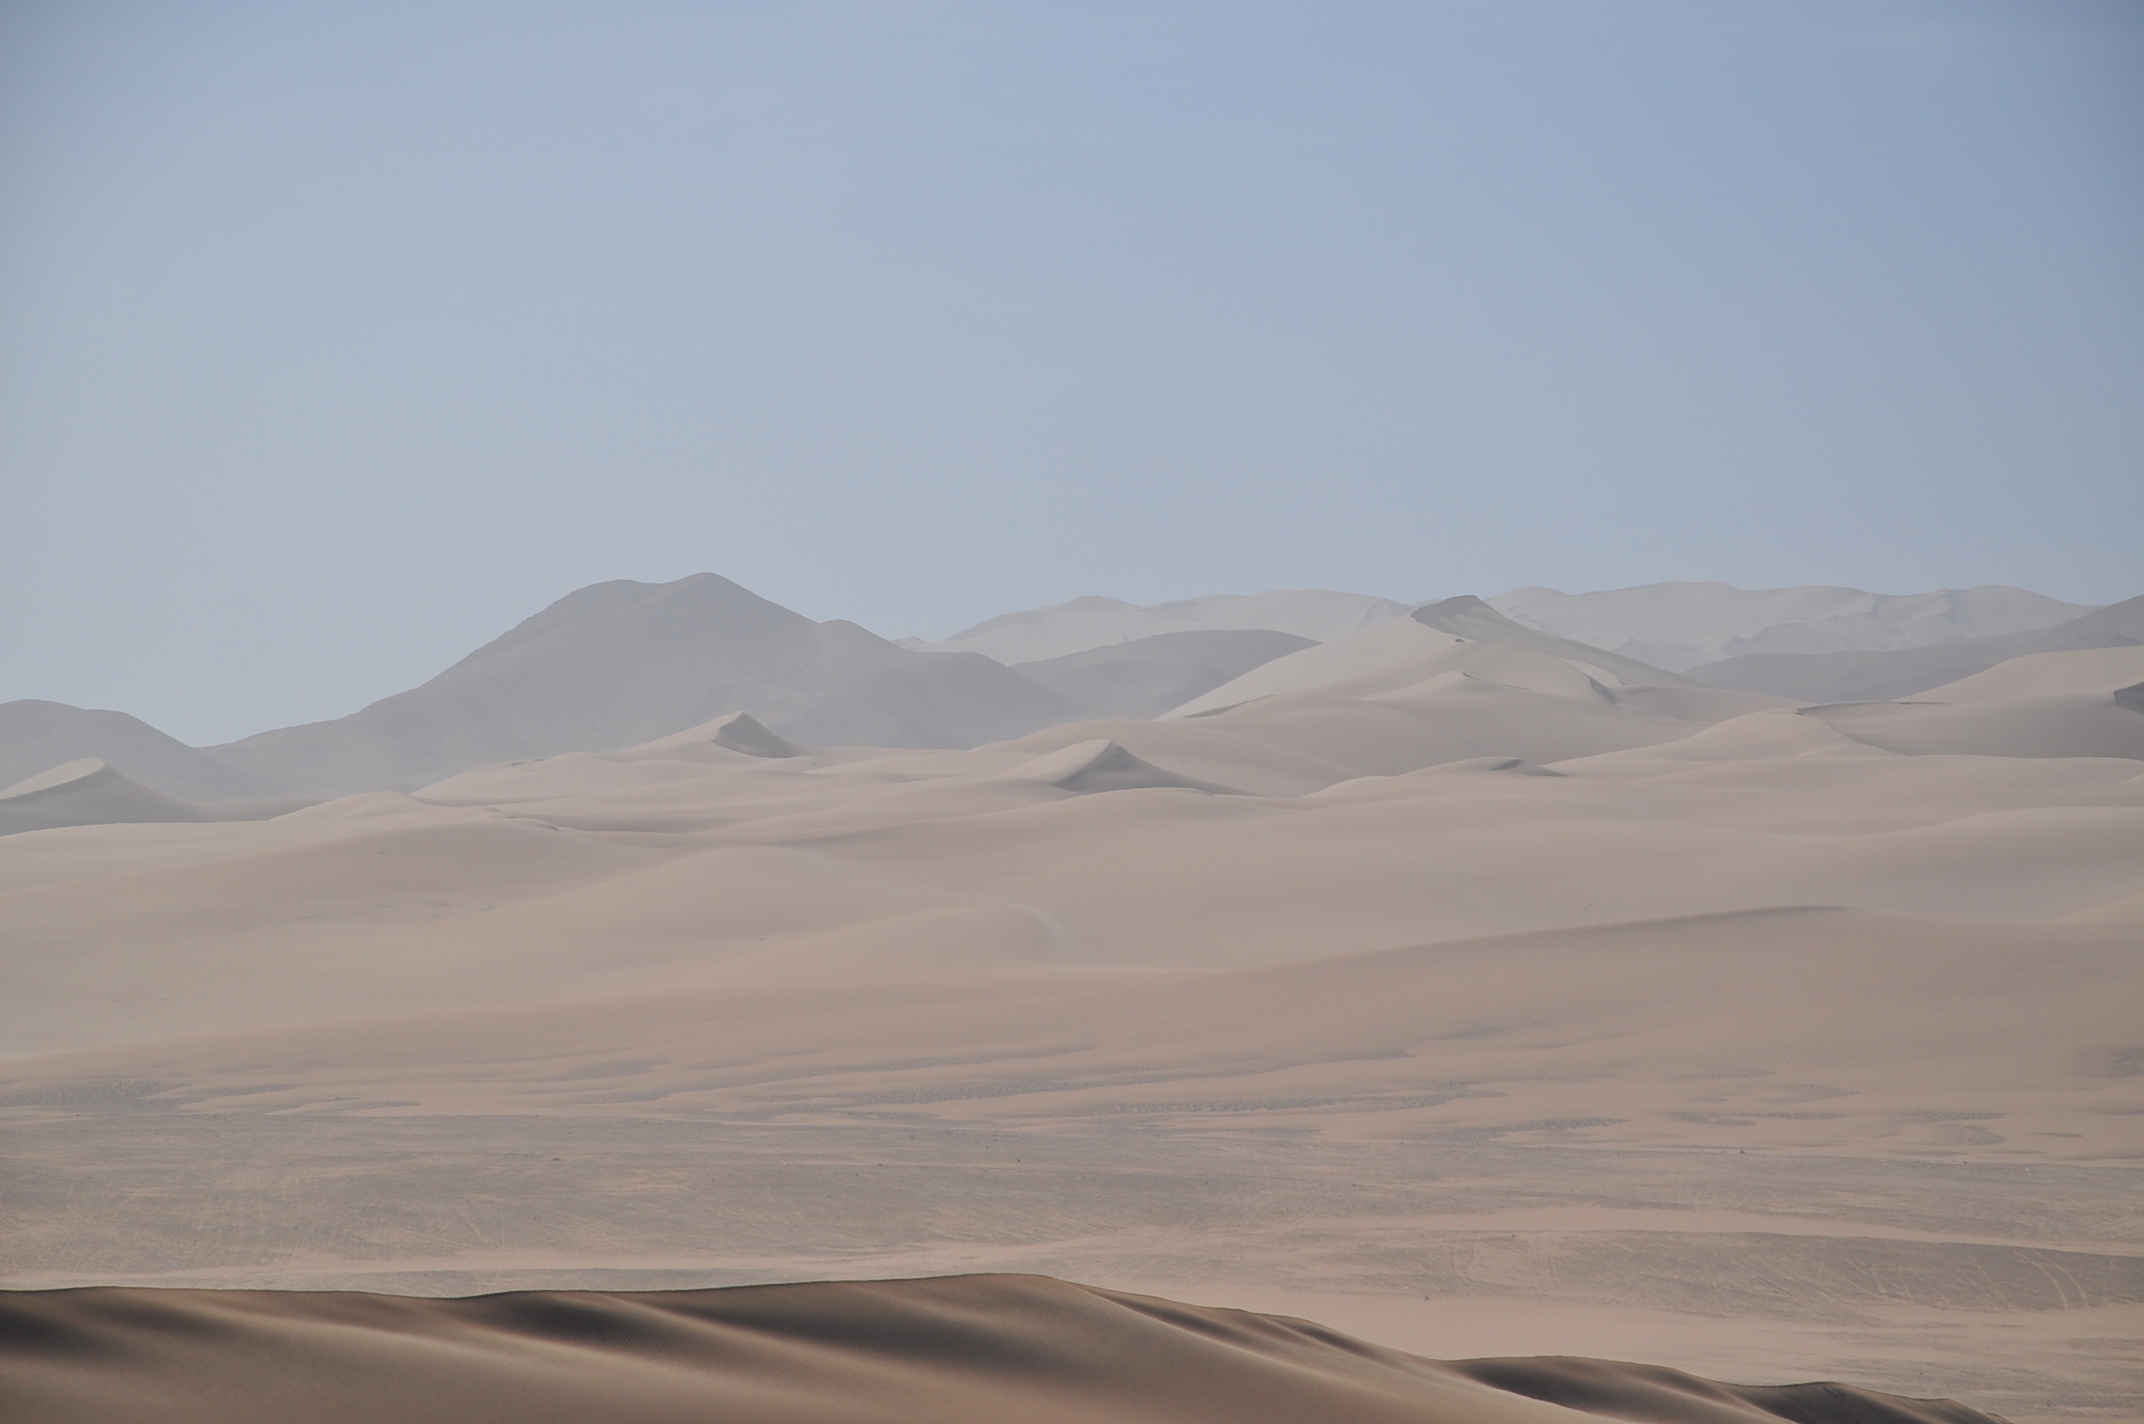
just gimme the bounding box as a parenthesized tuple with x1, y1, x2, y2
(0, 1276, 2002, 1424)
(4, 610, 2140, 1421)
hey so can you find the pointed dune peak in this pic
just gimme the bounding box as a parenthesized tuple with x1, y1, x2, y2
(2, 756, 115, 799)
(706, 711, 808, 759)
(614, 710, 814, 762)
(204, 573, 1079, 794)
(1410, 596, 1688, 688)
(1165, 617, 1656, 718)
(0, 757, 207, 836)
(1000, 738, 1235, 794)
(0, 699, 282, 800)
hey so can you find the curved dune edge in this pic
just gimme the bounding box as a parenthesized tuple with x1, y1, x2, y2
(0, 1274, 1999, 1424)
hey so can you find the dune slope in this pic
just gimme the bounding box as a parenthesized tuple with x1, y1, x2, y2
(1013, 628, 1316, 718)
(1492, 582, 2094, 671)
(1688, 595, 2144, 703)
(0, 1275, 1999, 1424)
(0, 700, 281, 801)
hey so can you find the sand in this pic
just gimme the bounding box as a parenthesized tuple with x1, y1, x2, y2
(1688, 596, 2144, 705)
(1491, 583, 2094, 672)
(0, 1276, 2002, 1424)
(910, 588, 1417, 664)
(3, 634, 2140, 1421)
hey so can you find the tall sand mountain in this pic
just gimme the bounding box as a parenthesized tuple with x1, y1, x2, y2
(1012, 629, 1316, 719)
(203, 574, 1079, 794)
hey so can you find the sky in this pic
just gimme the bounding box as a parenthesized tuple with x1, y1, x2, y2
(3, 1, 2140, 745)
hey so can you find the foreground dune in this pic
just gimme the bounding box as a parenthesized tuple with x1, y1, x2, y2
(0, 1275, 2000, 1424)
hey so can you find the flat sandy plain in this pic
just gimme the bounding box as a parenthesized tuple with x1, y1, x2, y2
(4, 635, 2141, 1421)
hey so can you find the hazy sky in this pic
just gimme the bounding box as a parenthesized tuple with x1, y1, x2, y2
(4, 1, 2140, 744)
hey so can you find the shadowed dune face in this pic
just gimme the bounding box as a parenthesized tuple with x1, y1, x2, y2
(0, 1275, 2002, 1424)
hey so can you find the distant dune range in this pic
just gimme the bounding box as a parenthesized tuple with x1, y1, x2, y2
(1488, 583, 2095, 671)
(1, 576, 2129, 807)
(0, 576, 2130, 804)
(3, 573, 2141, 1421)
(1685, 595, 2144, 704)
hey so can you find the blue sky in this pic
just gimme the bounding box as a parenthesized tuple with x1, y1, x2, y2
(4, 1, 2139, 743)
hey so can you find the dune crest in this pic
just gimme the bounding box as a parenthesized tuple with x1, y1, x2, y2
(1000, 738, 1235, 794)
(0, 1275, 2002, 1424)
(0, 759, 204, 836)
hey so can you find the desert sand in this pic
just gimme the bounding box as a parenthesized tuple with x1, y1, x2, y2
(1490, 583, 2093, 672)
(3, 581, 2141, 1421)
(1, 1276, 2002, 1423)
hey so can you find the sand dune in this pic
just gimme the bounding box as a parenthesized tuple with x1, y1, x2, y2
(1494, 582, 2093, 672)
(0, 759, 203, 836)
(1787, 648, 2144, 760)
(1013, 628, 1316, 718)
(1406, 596, 1694, 687)
(0, 700, 287, 800)
(1690, 594, 2144, 704)
(998, 737, 1238, 793)
(1912, 645, 2144, 702)
(4, 625, 2140, 1421)
(202, 575, 1079, 795)
(910, 589, 1415, 664)
(0, 759, 304, 838)
(1167, 606, 1686, 718)
(0, 1276, 2000, 1424)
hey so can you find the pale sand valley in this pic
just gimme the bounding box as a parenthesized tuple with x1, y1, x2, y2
(4, 576, 2141, 1422)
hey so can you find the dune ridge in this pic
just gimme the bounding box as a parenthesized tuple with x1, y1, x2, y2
(1492, 582, 2095, 671)
(0, 1275, 2003, 1424)
(1688, 595, 2144, 703)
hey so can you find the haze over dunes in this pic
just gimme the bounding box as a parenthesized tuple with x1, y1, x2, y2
(8, 4, 2136, 1416)
(201, 575, 1081, 795)
(1491, 584, 2095, 673)
(3, 572, 2140, 1421)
